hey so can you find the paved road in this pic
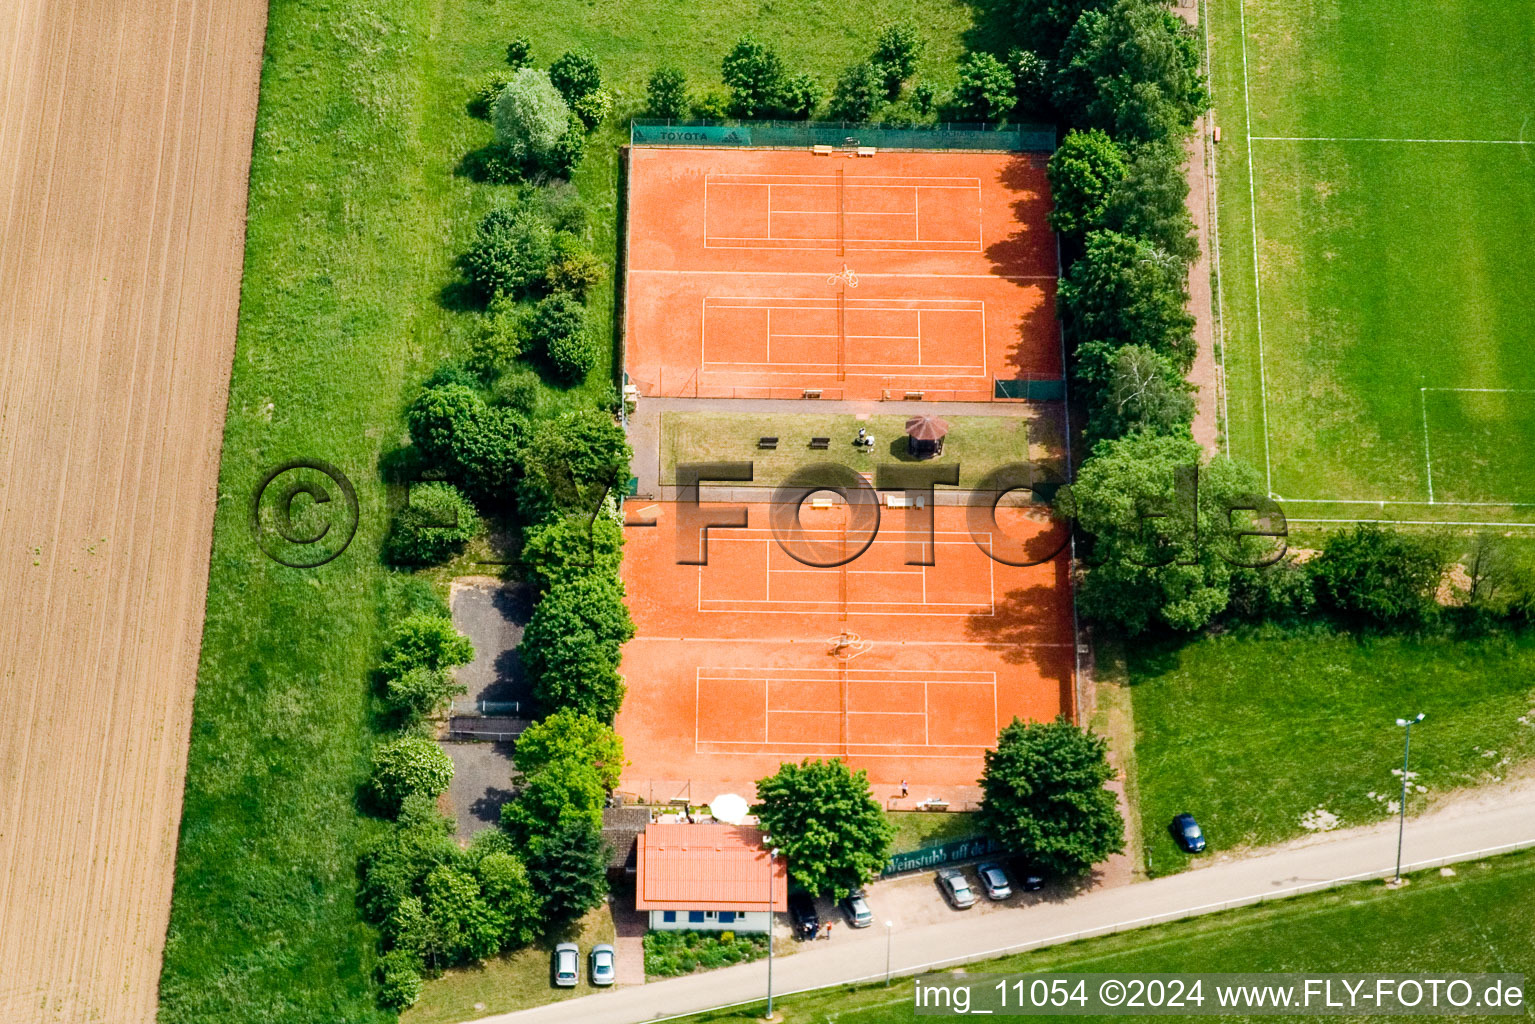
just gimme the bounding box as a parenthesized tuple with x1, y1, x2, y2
(465, 779, 1535, 1024)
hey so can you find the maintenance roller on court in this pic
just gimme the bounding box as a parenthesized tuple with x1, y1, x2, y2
(625, 147, 1060, 402)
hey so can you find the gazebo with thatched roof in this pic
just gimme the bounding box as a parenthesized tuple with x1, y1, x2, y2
(904, 414, 949, 458)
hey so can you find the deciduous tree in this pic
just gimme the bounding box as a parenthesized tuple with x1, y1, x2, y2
(752, 759, 893, 899)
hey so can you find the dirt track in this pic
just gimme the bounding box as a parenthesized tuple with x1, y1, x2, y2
(0, 0, 266, 1020)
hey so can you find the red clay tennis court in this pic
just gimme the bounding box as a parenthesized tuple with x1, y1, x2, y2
(614, 503, 1074, 805)
(624, 147, 1059, 402)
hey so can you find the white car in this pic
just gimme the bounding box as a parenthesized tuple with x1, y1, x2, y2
(553, 942, 579, 987)
(977, 862, 1012, 901)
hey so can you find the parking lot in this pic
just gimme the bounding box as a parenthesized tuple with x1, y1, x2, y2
(778, 862, 1087, 954)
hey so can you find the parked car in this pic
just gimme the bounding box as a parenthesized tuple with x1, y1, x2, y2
(1172, 812, 1207, 853)
(976, 862, 1012, 901)
(788, 890, 820, 939)
(553, 942, 580, 987)
(937, 867, 977, 909)
(839, 889, 873, 927)
(1020, 869, 1046, 892)
(589, 943, 616, 986)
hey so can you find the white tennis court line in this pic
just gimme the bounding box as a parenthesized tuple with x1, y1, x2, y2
(1253, 136, 1534, 145)
(630, 268, 1057, 280)
(705, 173, 984, 250)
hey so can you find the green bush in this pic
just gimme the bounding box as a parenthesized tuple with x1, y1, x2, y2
(570, 88, 613, 130)
(529, 292, 594, 383)
(695, 89, 731, 119)
(407, 384, 484, 471)
(492, 68, 570, 165)
(872, 22, 923, 97)
(642, 930, 769, 977)
(469, 71, 512, 119)
(515, 409, 632, 523)
(647, 67, 690, 118)
(722, 36, 788, 117)
(492, 367, 543, 415)
(464, 302, 524, 382)
(385, 481, 482, 566)
(547, 116, 587, 177)
(381, 613, 475, 677)
(1008, 47, 1052, 116)
(549, 50, 601, 104)
(954, 51, 1016, 122)
(780, 72, 823, 120)
(505, 37, 533, 69)
(1311, 525, 1449, 628)
(521, 514, 624, 593)
(1046, 128, 1128, 237)
(370, 735, 455, 813)
(378, 949, 422, 1009)
(910, 81, 939, 115)
(1058, 230, 1194, 366)
(461, 204, 554, 300)
(522, 576, 633, 720)
(450, 404, 528, 504)
(382, 666, 467, 726)
(545, 233, 605, 298)
(829, 63, 884, 122)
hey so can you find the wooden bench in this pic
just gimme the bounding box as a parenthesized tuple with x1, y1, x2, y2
(757, 437, 779, 450)
(809, 437, 830, 450)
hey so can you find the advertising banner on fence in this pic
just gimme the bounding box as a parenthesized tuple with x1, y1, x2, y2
(884, 835, 1001, 876)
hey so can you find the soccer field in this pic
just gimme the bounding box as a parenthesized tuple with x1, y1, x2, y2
(1211, 0, 1535, 526)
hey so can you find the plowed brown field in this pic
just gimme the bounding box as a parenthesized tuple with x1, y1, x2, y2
(0, 0, 266, 1020)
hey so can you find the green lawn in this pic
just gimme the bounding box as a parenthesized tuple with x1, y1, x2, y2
(1128, 625, 1535, 876)
(885, 811, 979, 852)
(161, 1, 987, 1020)
(661, 411, 1054, 490)
(1210, 0, 1535, 522)
(676, 849, 1535, 1022)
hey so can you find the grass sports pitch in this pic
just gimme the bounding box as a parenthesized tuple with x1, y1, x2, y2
(1211, 0, 1535, 526)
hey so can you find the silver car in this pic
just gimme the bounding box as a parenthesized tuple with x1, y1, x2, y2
(977, 862, 1012, 901)
(553, 942, 579, 987)
(937, 867, 976, 909)
(589, 942, 616, 986)
(840, 889, 873, 927)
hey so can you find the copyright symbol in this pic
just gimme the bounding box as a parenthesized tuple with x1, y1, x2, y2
(1099, 980, 1126, 1007)
(251, 459, 359, 568)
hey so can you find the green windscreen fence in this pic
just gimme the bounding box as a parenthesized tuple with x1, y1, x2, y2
(995, 378, 1067, 400)
(631, 119, 1056, 153)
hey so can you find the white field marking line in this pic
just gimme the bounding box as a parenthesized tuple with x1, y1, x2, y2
(1253, 135, 1535, 145)
(1237, 0, 1274, 495)
(1420, 387, 1435, 503)
(632, 268, 1055, 279)
(1276, 498, 1535, 508)
(1423, 387, 1535, 393)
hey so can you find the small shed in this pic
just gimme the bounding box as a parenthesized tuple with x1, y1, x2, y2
(905, 414, 950, 458)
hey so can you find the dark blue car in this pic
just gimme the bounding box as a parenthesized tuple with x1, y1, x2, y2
(1172, 813, 1206, 853)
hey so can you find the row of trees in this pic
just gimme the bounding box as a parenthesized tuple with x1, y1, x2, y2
(751, 715, 1124, 902)
(643, 28, 1037, 127)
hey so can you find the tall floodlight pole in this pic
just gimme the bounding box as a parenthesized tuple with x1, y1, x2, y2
(885, 920, 894, 985)
(766, 846, 781, 1019)
(1394, 713, 1426, 882)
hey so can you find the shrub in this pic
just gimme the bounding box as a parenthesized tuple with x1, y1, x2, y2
(407, 384, 484, 471)
(954, 51, 1016, 123)
(1227, 558, 1318, 622)
(422, 360, 479, 391)
(515, 409, 632, 522)
(529, 292, 594, 383)
(1009, 48, 1052, 116)
(499, 761, 608, 845)
(721, 36, 787, 117)
(385, 482, 483, 566)
(492, 68, 570, 165)
(381, 613, 476, 677)
(450, 404, 528, 504)
(469, 71, 512, 119)
(378, 949, 422, 1009)
(491, 367, 542, 415)
(463, 142, 523, 185)
(521, 514, 624, 593)
(829, 63, 884, 122)
(1099, 139, 1199, 266)
(512, 710, 626, 789)
(545, 233, 605, 298)
(370, 735, 455, 812)
(1311, 525, 1449, 627)
(780, 72, 823, 120)
(548, 50, 601, 104)
(475, 852, 539, 949)
(1083, 343, 1193, 445)
(522, 576, 633, 719)
(910, 81, 939, 115)
(546, 116, 587, 177)
(647, 67, 690, 118)
(1058, 230, 1194, 365)
(695, 89, 731, 119)
(461, 204, 554, 300)
(570, 88, 613, 130)
(643, 930, 769, 977)
(382, 666, 467, 726)
(524, 815, 610, 922)
(505, 37, 533, 69)
(464, 303, 524, 382)
(872, 22, 923, 97)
